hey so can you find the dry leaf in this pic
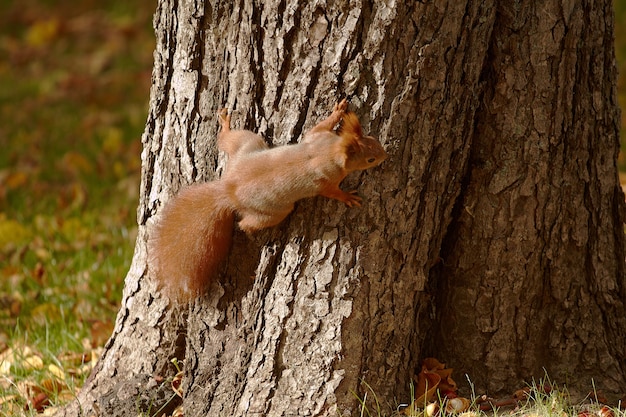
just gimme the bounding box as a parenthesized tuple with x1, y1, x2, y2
(23, 355, 44, 371)
(25, 19, 60, 47)
(0, 218, 31, 249)
(171, 404, 184, 417)
(597, 406, 614, 417)
(48, 364, 66, 380)
(41, 377, 67, 394)
(0, 394, 19, 405)
(172, 370, 183, 398)
(58, 351, 90, 367)
(60, 151, 93, 176)
(414, 367, 441, 404)
(413, 358, 458, 404)
(0, 345, 45, 374)
(31, 303, 61, 326)
(25, 392, 50, 412)
(3, 171, 28, 190)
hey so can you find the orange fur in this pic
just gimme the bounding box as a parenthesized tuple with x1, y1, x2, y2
(150, 99, 387, 302)
(150, 182, 234, 301)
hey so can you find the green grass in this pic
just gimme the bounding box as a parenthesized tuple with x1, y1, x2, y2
(0, 0, 153, 414)
(349, 376, 626, 417)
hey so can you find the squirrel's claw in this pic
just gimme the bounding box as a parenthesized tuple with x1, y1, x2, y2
(218, 108, 231, 131)
(343, 190, 362, 207)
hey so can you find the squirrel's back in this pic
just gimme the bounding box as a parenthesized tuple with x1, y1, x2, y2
(149, 181, 235, 301)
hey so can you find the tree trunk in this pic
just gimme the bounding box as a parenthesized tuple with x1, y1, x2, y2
(59, 0, 626, 416)
(433, 0, 626, 397)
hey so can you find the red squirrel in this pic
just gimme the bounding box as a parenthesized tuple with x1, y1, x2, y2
(149, 99, 387, 302)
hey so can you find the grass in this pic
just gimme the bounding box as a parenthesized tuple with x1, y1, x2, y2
(349, 376, 626, 417)
(0, 0, 153, 414)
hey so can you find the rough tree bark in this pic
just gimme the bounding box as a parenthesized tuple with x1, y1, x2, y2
(60, 0, 625, 416)
(433, 0, 626, 396)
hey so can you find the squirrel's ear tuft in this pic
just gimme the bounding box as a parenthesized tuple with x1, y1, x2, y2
(338, 112, 363, 139)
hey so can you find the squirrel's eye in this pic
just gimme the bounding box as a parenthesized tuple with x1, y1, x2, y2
(367, 158, 376, 163)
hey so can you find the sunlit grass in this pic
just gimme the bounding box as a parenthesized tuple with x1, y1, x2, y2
(347, 376, 625, 417)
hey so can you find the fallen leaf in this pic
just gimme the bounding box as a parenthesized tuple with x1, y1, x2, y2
(0, 394, 19, 405)
(40, 377, 67, 394)
(48, 364, 66, 380)
(172, 370, 183, 398)
(0, 217, 31, 249)
(32, 262, 46, 283)
(0, 395, 21, 415)
(60, 151, 93, 177)
(31, 303, 61, 326)
(3, 171, 28, 190)
(597, 406, 614, 417)
(23, 355, 44, 371)
(414, 365, 441, 404)
(58, 351, 90, 367)
(25, 392, 50, 412)
(0, 346, 45, 375)
(413, 358, 458, 404)
(102, 127, 123, 155)
(25, 18, 60, 47)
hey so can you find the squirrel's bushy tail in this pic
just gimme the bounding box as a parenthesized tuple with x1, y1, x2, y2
(150, 181, 234, 302)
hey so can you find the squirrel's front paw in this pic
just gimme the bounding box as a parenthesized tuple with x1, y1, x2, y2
(342, 190, 362, 207)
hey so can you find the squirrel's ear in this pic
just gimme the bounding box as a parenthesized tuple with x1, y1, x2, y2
(336, 136, 360, 168)
(345, 137, 362, 158)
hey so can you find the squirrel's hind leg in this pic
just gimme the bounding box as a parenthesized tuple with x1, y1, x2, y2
(217, 110, 268, 157)
(218, 108, 231, 132)
(237, 209, 291, 233)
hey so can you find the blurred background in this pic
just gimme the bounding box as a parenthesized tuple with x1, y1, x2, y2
(0, 1, 153, 411)
(0, 0, 624, 413)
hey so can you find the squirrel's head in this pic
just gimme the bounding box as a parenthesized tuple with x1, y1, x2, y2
(339, 113, 387, 172)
